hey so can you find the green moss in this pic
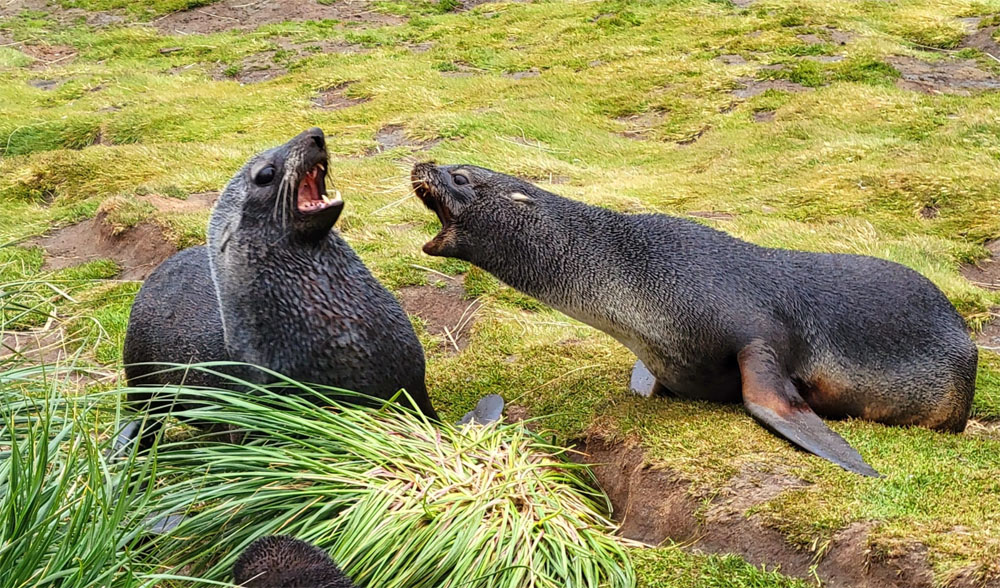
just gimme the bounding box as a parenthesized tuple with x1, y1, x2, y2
(632, 545, 809, 588)
(834, 57, 900, 86)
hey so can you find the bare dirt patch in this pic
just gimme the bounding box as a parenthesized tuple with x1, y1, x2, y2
(0, 0, 123, 29)
(19, 43, 77, 68)
(1, 326, 72, 364)
(732, 77, 812, 98)
(503, 68, 540, 79)
(153, 0, 402, 35)
(717, 54, 748, 65)
(889, 56, 1000, 95)
(31, 212, 176, 281)
(398, 276, 481, 353)
(962, 240, 1000, 291)
(978, 318, 1000, 352)
(616, 110, 668, 140)
(313, 81, 369, 109)
(960, 21, 1000, 60)
(368, 125, 440, 155)
(753, 109, 776, 123)
(574, 436, 978, 588)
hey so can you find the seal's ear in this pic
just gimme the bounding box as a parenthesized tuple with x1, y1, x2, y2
(508, 192, 534, 205)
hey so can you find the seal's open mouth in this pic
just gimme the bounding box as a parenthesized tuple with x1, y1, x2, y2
(411, 163, 453, 230)
(413, 180, 452, 228)
(297, 163, 342, 215)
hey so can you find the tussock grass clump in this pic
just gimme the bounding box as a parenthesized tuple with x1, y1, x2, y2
(136, 376, 634, 588)
(0, 374, 156, 588)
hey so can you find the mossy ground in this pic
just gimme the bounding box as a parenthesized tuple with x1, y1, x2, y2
(2, 0, 999, 586)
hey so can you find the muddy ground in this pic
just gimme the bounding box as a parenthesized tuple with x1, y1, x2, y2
(576, 436, 999, 588)
(152, 0, 402, 35)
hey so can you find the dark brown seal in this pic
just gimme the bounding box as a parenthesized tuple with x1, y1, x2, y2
(410, 162, 979, 477)
(118, 129, 438, 450)
(234, 535, 356, 588)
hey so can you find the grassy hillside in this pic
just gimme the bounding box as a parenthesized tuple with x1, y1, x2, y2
(1, 0, 999, 585)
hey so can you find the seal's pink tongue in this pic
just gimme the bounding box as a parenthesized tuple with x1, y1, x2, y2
(297, 164, 339, 213)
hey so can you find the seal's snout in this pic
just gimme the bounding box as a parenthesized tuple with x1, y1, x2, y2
(306, 127, 325, 150)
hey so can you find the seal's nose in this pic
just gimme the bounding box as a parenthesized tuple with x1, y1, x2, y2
(305, 127, 325, 151)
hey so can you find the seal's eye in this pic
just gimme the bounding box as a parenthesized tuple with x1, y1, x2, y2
(452, 173, 469, 186)
(254, 165, 276, 186)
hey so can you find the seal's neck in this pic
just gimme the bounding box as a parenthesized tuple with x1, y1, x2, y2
(466, 200, 636, 315)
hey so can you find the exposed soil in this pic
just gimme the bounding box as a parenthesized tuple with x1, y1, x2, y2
(153, 0, 402, 35)
(978, 319, 1000, 352)
(961, 240, 1000, 291)
(367, 124, 440, 154)
(0, 0, 123, 29)
(31, 212, 176, 281)
(216, 52, 286, 84)
(503, 68, 540, 79)
(439, 63, 484, 77)
(617, 110, 668, 140)
(732, 77, 812, 99)
(960, 21, 1000, 60)
(717, 54, 748, 65)
(27, 77, 63, 90)
(575, 436, 997, 588)
(753, 109, 776, 123)
(889, 56, 1000, 96)
(397, 276, 481, 353)
(1, 326, 72, 364)
(18, 43, 77, 68)
(313, 81, 369, 109)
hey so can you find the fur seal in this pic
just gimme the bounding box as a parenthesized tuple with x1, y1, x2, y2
(119, 128, 438, 450)
(410, 162, 979, 477)
(121, 245, 236, 448)
(234, 535, 356, 588)
(206, 127, 435, 418)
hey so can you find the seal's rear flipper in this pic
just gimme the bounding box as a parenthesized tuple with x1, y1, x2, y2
(109, 418, 162, 459)
(738, 340, 881, 478)
(630, 360, 667, 397)
(457, 394, 504, 426)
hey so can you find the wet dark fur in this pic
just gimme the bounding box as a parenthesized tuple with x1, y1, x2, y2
(233, 536, 356, 588)
(122, 245, 236, 441)
(208, 128, 436, 418)
(412, 163, 977, 432)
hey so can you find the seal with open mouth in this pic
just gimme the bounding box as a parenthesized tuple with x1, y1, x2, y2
(205, 128, 436, 418)
(410, 162, 979, 477)
(118, 129, 438, 451)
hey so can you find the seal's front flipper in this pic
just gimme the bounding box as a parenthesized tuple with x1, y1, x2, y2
(458, 394, 504, 426)
(737, 340, 880, 478)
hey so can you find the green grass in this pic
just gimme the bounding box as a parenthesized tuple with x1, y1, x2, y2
(2, 0, 1000, 586)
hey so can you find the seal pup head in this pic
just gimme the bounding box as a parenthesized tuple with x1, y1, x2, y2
(233, 535, 357, 588)
(212, 127, 344, 245)
(410, 162, 543, 260)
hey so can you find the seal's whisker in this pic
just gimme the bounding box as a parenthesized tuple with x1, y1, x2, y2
(372, 190, 418, 215)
